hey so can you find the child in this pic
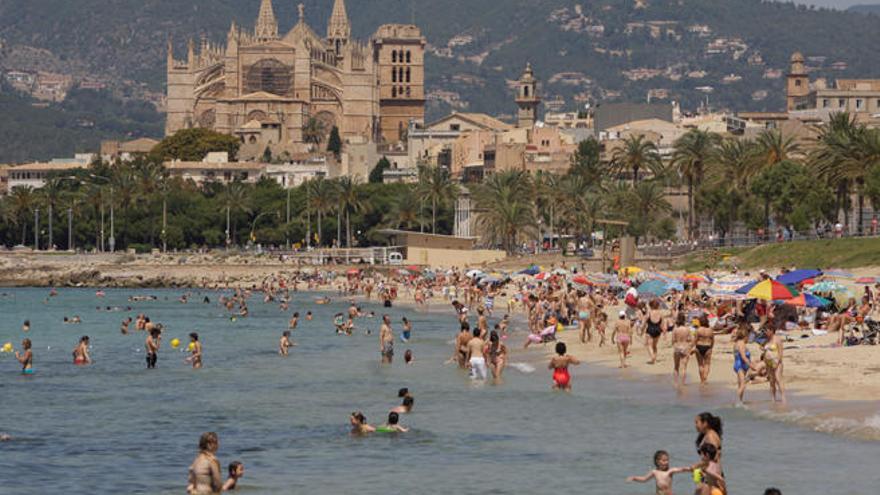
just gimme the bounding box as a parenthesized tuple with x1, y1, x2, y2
(596, 311, 608, 347)
(404, 349, 414, 364)
(611, 310, 633, 368)
(379, 411, 409, 433)
(279, 331, 295, 355)
(222, 461, 244, 491)
(626, 450, 690, 495)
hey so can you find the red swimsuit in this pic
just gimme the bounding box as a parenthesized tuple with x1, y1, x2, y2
(553, 366, 571, 387)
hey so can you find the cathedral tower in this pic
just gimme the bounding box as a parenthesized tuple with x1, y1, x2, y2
(786, 52, 810, 112)
(515, 63, 540, 128)
(327, 0, 351, 56)
(255, 0, 279, 42)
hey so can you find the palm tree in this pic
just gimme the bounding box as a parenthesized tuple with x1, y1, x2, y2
(707, 138, 759, 239)
(568, 137, 606, 185)
(755, 129, 800, 170)
(40, 176, 69, 249)
(417, 164, 457, 234)
(609, 135, 663, 186)
(386, 186, 422, 230)
(534, 171, 559, 247)
(8, 186, 38, 246)
(472, 170, 536, 253)
(558, 174, 604, 245)
(220, 181, 252, 246)
(302, 117, 326, 147)
(630, 180, 673, 243)
(671, 129, 721, 239)
(335, 176, 370, 247)
(305, 177, 335, 246)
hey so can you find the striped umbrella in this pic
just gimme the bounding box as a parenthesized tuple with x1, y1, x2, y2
(747, 280, 798, 300)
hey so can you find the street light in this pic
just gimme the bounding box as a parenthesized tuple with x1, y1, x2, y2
(34, 208, 40, 250)
(249, 211, 281, 246)
(67, 208, 73, 251)
(89, 174, 114, 252)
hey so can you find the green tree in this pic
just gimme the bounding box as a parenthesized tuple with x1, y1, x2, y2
(568, 137, 605, 184)
(302, 117, 326, 147)
(671, 129, 721, 239)
(327, 126, 342, 158)
(417, 164, 457, 234)
(305, 177, 335, 246)
(151, 128, 240, 162)
(472, 170, 536, 253)
(336, 176, 369, 247)
(385, 186, 422, 230)
(369, 157, 391, 183)
(609, 135, 663, 186)
(8, 186, 38, 246)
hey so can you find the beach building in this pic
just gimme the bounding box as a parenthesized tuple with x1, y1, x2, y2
(100, 138, 160, 163)
(164, 152, 265, 184)
(7, 162, 88, 189)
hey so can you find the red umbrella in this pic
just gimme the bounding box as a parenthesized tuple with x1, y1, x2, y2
(856, 277, 877, 285)
(405, 265, 421, 273)
(746, 279, 798, 301)
(535, 272, 552, 281)
(572, 275, 592, 286)
(346, 268, 360, 276)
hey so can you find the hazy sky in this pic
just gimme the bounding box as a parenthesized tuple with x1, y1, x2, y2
(793, 0, 879, 7)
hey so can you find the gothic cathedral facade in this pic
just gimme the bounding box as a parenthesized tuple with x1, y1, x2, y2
(166, 0, 425, 156)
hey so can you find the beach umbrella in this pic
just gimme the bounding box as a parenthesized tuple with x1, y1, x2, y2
(534, 272, 552, 281)
(806, 281, 847, 293)
(518, 265, 541, 276)
(682, 273, 709, 283)
(619, 266, 642, 277)
(785, 293, 832, 308)
(735, 280, 760, 294)
(776, 269, 823, 286)
(747, 280, 798, 300)
(856, 277, 877, 285)
(465, 269, 484, 278)
(665, 280, 685, 292)
(571, 275, 592, 286)
(346, 268, 360, 276)
(638, 279, 669, 297)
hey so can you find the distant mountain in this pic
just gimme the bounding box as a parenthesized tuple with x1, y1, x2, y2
(4, 0, 880, 160)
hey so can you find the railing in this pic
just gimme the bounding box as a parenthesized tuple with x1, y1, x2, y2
(638, 230, 880, 258)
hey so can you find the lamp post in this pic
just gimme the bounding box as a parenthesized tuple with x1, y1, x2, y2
(89, 174, 114, 252)
(285, 184, 291, 249)
(34, 208, 39, 250)
(67, 208, 73, 251)
(249, 211, 280, 247)
(225, 206, 231, 250)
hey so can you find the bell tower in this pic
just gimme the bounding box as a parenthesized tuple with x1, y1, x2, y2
(327, 0, 351, 56)
(786, 52, 810, 112)
(516, 63, 540, 128)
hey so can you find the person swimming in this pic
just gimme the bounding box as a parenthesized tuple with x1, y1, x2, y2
(401, 317, 413, 342)
(72, 336, 91, 365)
(548, 341, 580, 391)
(349, 411, 375, 435)
(376, 411, 408, 433)
(391, 395, 414, 414)
(222, 461, 244, 491)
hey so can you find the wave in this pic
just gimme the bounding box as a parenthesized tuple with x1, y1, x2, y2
(755, 408, 880, 440)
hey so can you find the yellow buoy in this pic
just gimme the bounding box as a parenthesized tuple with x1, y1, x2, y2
(170, 338, 181, 349)
(1, 342, 12, 353)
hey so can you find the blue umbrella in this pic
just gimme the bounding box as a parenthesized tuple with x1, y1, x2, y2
(638, 279, 669, 297)
(776, 269, 823, 286)
(518, 265, 541, 276)
(665, 281, 685, 292)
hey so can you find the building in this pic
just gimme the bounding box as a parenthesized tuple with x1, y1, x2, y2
(593, 102, 675, 133)
(515, 63, 541, 128)
(165, 152, 265, 184)
(7, 162, 87, 190)
(0, 165, 9, 195)
(100, 138, 160, 162)
(166, 0, 426, 159)
(406, 112, 512, 170)
(785, 51, 880, 124)
(266, 153, 338, 187)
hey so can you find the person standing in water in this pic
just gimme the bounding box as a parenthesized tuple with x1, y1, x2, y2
(733, 324, 753, 404)
(466, 327, 488, 381)
(548, 342, 580, 391)
(485, 330, 507, 381)
(279, 331, 294, 356)
(187, 432, 222, 495)
(186, 333, 202, 369)
(15, 338, 33, 375)
(401, 317, 413, 342)
(288, 312, 299, 330)
(72, 336, 92, 365)
(145, 328, 161, 369)
(350, 411, 376, 435)
(222, 461, 244, 491)
(379, 315, 394, 364)
(762, 326, 785, 403)
(626, 450, 691, 495)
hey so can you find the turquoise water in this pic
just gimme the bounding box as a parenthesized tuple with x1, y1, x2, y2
(1, 288, 879, 494)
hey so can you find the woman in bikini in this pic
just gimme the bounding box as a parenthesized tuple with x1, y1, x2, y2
(671, 313, 693, 388)
(548, 341, 580, 391)
(15, 338, 34, 375)
(694, 411, 723, 466)
(485, 330, 507, 381)
(186, 332, 202, 369)
(611, 310, 633, 368)
(72, 336, 92, 365)
(645, 299, 665, 365)
(733, 324, 753, 404)
(694, 315, 714, 385)
(762, 326, 785, 403)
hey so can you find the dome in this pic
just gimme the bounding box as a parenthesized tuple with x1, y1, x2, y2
(790, 52, 805, 63)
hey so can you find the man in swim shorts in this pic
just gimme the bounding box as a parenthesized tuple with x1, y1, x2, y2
(466, 327, 488, 381)
(379, 315, 394, 364)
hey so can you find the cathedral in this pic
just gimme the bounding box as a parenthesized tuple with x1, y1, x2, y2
(166, 0, 426, 156)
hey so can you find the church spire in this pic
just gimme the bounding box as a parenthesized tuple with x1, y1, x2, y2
(327, 0, 351, 46)
(255, 0, 278, 42)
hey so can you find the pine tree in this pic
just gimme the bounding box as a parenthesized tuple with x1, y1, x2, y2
(369, 157, 391, 183)
(327, 126, 342, 158)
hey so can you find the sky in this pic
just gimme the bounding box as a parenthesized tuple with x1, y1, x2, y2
(793, 0, 879, 7)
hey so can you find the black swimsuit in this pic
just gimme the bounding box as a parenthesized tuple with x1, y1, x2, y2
(647, 317, 663, 338)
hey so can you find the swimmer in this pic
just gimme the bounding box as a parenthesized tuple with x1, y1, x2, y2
(404, 349, 414, 364)
(548, 342, 580, 391)
(0, 433, 11, 442)
(186, 333, 203, 369)
(379, 411, 409, 433)
(15, 338, 33, 374)
(401, 317, 413, 342)
(145, 328, 161, 369)
(391, 395, 414, 414)
(187, 432, 222, 495)
(626, 450, 690, 495)
(453, 322, 472, 368)
(485, 330, 508, 381)
(121, 317, 132, 335)
(379, 315, 394, 364)
(350, 411, 375, 435)
(465, 327, 488, 381)
(306, 311, 313, 321)
(279, 331, 296, 355)
(72, 336, 92, 365)
(222, 461, 244, 491)
(22, 320, 30, 332)
(288, 312, 299, 330)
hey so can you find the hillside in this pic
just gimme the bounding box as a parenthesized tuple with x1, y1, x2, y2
(675, 237, 880, 271)
(4, 0, 880, 160)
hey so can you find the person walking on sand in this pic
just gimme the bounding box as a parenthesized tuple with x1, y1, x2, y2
(694, 315, 714, 385)
(645, 299, 665, 365)
(548, 341, 580, 391)
(671, 313, 693, 387)
(611, 311, 632, 368)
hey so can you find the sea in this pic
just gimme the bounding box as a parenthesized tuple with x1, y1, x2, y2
(1, 288, 879, 494)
